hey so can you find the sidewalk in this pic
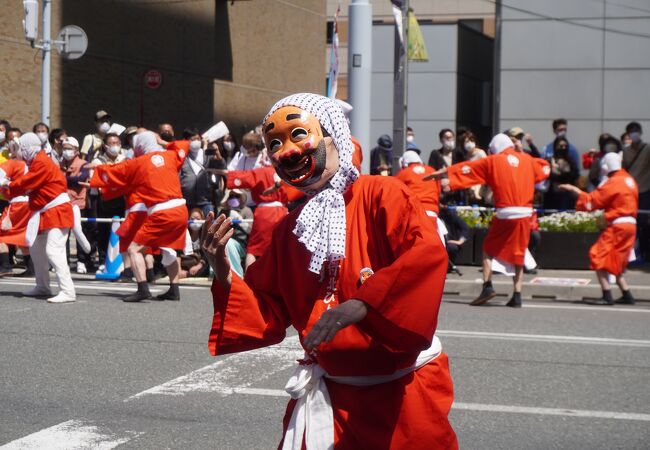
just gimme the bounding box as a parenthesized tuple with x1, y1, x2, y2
(444, 265, 650, 301)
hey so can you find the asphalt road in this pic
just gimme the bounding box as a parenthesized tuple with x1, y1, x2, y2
(0, 276, 649, 449)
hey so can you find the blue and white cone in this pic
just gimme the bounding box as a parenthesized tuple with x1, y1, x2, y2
(96, 216, 124, 280)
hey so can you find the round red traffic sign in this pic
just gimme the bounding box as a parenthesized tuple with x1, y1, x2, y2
(144, 69, 162, 89)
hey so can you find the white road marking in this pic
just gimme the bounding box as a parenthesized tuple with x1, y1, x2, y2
(522, 303, 650, 314)
(436, 330, 650, 347)
(126, 335, 303, 400)
(0, 279, 207, 292)
(452, 402, 650, 422)
(0, 419, 141, 450)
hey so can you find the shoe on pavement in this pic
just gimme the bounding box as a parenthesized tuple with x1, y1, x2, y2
(24, 286, 53, 297)
(506, 296, 522, 308)
(123, 291, 152, 303)
(615, 296, 635, 305)
(156, 290, 180, 301)
(470, 287, 497, 306)
(584, 297, 614, 306)
(47, 293, 76, 304)
(76, 262, 87, 274)
(0, 267, 13, 277)
(16, 268, 34, 278)
(524, 268, 538, 275)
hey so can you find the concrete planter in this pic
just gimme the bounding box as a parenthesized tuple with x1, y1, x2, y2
(535, 231, 599, 270)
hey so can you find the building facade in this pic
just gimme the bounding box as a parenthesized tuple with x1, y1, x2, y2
(0, 0, 326, 140)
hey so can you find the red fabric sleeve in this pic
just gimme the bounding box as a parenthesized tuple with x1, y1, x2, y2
(532, 157, 551, 183)
(227, 170, 259, 190)
(208, 240, 291, 356)
(576, 188, 608, 212)
(352, 181, 448, 352)
(447, 157, 490, 191)
(8, 157, 46, 197)
(280, 183, 305, 202)
(90, 158, 136, 190)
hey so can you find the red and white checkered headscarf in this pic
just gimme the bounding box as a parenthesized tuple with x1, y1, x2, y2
(264, 93, 360, 274)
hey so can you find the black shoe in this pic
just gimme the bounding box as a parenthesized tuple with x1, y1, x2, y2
(123, 291, 152, 302)
(584, 297, 614, 306)
(470, 287, 497, 306)
(16, 268, 34, 277)
(506, 296, 522, 308)
(615, 297, 635, 305)
(524, 268, 538, 275)
(0, 267, 13, 277)
(156, 284, 180, 301)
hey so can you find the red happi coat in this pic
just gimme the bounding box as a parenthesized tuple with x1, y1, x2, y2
(90, 149, 188, 250)
(396, 162, 441, 214)
(0, 159, 31, 246)
(576, 169, 638, 275)
(8, 151, 73, 232)
(227, 166, 288, 257)
(210, 175, 457, 450)
(448, 148, 549, 265)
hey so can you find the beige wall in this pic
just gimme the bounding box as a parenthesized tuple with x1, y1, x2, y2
(0, 0, 326, 140)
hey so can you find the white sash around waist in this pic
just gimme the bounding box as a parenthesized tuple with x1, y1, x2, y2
(495, 206, 534, 220)
(125, 202, 147, 216)
(282, 336, 442, 450)
(611, 216, 636, 225)
(9, 195, 28, 204)
(25, 192, 71, 247)
(147, 198, 186, 215)
(257, 201, 283, 208)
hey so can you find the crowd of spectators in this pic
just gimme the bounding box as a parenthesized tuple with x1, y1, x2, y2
(0, 111, 648, 278)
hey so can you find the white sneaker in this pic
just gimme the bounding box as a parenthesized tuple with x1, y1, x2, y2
(76, 262, 87, 274)
(97, 264, 106, 273)
(47, 293, 76, 304)
(24, 286, 53, 297)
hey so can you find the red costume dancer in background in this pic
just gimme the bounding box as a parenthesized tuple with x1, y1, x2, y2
(560, 152, 638, 305)
(202, 94, 457, 450)
(90, 131, 188, 302)
(0, 153, 31, 276)
(226, 166, 288, 269)
(3, 133, 76, 303)
(426, 133, 550, 308)
(396, 150, 447, 244)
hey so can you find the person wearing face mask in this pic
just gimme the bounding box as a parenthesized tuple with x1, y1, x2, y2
(215, 190, 252, 277)
(544, 136, 580, 211)
(587, 134, 621, 188)
(2, 133, 76, 303)
(560, 153, 638, 305)
(48, 128, 68, 168)
(369, 134, 393, 176)
(622, 121, 650, 262)
(542, 118, 580, 169)
(179, 208, 210, 278)
(122, 126, 138, 160)
(461, 131, 488, 205)
(32, 122, 54, 158)
(0, 120, 13, 215)
(220, 134, 237, 163)
(428, 129, 465, 171)
(227, 132, 264, 172)
(179, 127, 214, 217)
(81, 110, 112, 161)
(87, 133, 126, 273)
(157, 123, 175, 143)
(60, 137, 94, 274)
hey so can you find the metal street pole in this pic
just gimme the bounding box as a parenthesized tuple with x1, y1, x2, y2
(492, 0, 502, 135)
(392, 0, 408, 171)
(348, 0, 372, 174)
(41, 0, 51, 125)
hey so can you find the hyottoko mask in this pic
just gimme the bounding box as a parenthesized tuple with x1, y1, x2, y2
(263, 106, 331, 187)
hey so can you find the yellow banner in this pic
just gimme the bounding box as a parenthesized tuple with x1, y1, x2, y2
(408, 10, 428, 61)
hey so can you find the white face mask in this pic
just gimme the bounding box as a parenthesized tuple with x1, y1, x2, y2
(189, 140, 202, 152)
(106, 145, 120, 157)
(63, 149, 76, 161)
(189, 222, 202, 231)
(464, 141, 476, 152)
(223, 141, 235, 152)
(98, 122, 110, 133)
(443, 139, 455, 151)
(406, 135, 414, 143)
(556, 130, 566, 138)
(629, 131, 641, 143)
(0, 131, 5, 143)
(37, 132, 48, 144)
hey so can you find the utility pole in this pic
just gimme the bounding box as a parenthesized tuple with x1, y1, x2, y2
(41, 0, 51, 125)
(392, 0, 409, 171)
(348, 0, 372, 174)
